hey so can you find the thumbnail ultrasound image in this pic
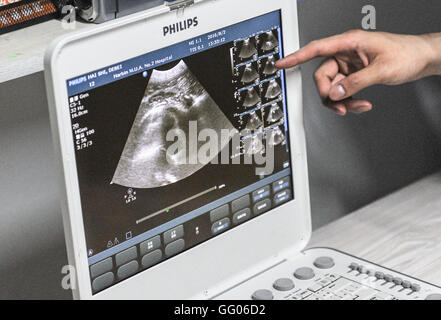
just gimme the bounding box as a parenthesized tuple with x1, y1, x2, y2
(259, 53, 280, 78)
(112, 60, 235, 189)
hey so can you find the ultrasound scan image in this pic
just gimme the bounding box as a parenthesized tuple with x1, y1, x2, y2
(260, 30, 279, 52)
(243, 87, 261, 108)
(238, 38, 258, 59)
(112, 60, 235, 189)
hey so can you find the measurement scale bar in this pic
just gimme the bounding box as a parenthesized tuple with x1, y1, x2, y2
(136, 186, 218, 224)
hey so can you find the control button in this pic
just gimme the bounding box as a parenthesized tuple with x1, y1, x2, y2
(349, 263, 359, 270)
(393, 277, 403, 285)
(294, 267, 315, 280)
(210, 204, 229, 223)
(140, 235, 161, 256)
(272, 176, 290, 193)
(90, 257, 113, 278)
(273, 189, 292, 206)
(308, 283, 324, 292)
(313, 257, 335, 269)
(411, 283, 421, 292)
(252, 289, 274, 300)
(252, 185, 270, 202)
(141, 249, 163, 269)
(273, 278, 295, 291)
(165, 239, 185, 257)
(163, 225, 184, 244)
(92, 272, 114, 292)
(402, 280, 411, 289)
(232, 208, 251, 225)
(384, 274, 394, 282)
(231, 194, 250, 213)
(212, 218, 231, 234)
(426, 294, 441, 300)
(358, 266, 368, 274)
(375, 272, 385, 280)
(253, 199, 272, 216)
(115, 246, 137, 267)
(117, 260, 139, 280)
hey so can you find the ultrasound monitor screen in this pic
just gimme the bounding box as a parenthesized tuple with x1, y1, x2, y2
(66, 10, 294, 294)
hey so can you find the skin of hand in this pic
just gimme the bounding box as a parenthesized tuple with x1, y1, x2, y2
(275, 30, 441, 115)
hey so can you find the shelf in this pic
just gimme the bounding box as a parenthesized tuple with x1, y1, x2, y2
(0, 19, 93, 83)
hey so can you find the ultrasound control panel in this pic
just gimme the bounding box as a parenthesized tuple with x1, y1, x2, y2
(215, 248, 441, 300)
(89, 174, 293, 293)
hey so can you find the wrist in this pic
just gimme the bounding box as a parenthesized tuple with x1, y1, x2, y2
(421, 33, 441, 76)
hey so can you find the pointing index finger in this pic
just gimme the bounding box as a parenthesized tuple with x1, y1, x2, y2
(275, 33, 357, 69)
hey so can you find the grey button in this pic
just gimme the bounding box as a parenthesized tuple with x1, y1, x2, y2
(411, 283, 421, 292)
(140, 235, 161, 256)
(141, 249, 163, 269)
(357, 265, 368, 274)
(294, 267, 315, 280)
(273, 189, 291, 206)
(92, 272, 114, 292)
(349, 263, 359, 270)
(426, 294, 441, 300)
(115, 246, 137, 266)
(252, 185, 270, 202)
(210, 204, 229, 223)
(117, 260, 139, 280)
(252, 289, 274, 300)
(272, 176, 290, 193)
(313, 257, 335, 269)
(384, 274, 394, 282)
(212, 218, 231, 234)
(163, 225, 184, 244)
(375, 272, 385, 279)
(402, 280, 411, 288)
(165, 239, 185, 257)
(367, 269, 375, 276)
(231, 195, 251, 213)
(90, 257, 113, 278)
(273, 278, 295, 291)
(253, 199, 271, 216)
(393, 277, 403, 285)
(233, 208, 251, 225)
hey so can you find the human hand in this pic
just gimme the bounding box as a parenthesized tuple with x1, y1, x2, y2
(276, 30, 441, 115)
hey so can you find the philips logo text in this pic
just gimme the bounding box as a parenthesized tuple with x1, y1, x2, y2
(163, 17, 199, 36)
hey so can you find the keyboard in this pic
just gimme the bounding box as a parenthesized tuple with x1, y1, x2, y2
(215, 248, 441, 300)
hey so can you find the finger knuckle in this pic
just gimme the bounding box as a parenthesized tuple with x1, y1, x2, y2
(313, 70, 321, 81)
(345, 29, 364, 37)
(308, 40, 321, 55)
(348, 74, 361, 86)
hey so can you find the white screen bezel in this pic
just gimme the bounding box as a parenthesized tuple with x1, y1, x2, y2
(44, 0, 311, 300)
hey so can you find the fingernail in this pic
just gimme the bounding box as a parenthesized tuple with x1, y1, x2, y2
(330, 85, 346, 100)
(333, 106, 346, 116)
(353, 105, 372, 114)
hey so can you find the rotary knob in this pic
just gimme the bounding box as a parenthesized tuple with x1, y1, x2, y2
(294, 267, 315, 280)
(313, 257, 335, 269)
(252, 289, 274, 300)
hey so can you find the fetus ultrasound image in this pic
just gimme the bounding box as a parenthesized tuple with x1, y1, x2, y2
(112, 60, 235, 189)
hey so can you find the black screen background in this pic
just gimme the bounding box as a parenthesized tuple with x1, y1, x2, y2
(72, 40, 291, 256)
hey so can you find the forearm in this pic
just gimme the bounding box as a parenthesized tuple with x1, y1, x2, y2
(421, 33, 441, 76)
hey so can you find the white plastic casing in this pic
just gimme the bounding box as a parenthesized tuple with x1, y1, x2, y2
(44, 0, 310, 300)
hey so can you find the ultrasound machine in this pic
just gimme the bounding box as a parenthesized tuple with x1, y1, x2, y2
(44, 0, 441, 300)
